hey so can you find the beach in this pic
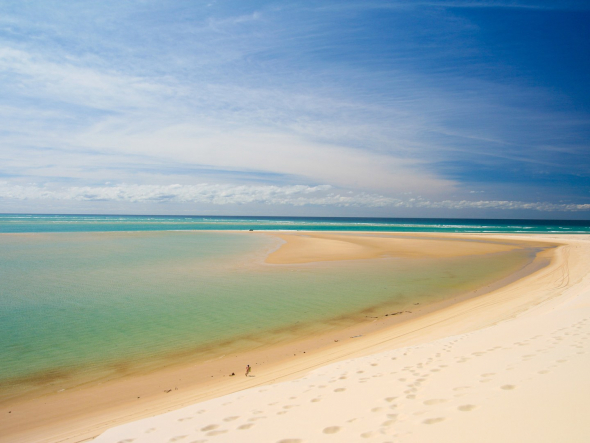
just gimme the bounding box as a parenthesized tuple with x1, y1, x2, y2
(2, 232, 589, 442)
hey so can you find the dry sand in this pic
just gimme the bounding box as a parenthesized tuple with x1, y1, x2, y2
(3, 233, 590, 442)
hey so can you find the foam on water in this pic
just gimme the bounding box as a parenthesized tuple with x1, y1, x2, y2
(1, 214, 589, 233)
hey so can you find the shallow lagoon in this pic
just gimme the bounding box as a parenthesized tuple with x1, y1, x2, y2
(0, 231, 534, 402)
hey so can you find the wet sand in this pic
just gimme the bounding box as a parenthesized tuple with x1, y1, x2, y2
(1, 232, 574, 443)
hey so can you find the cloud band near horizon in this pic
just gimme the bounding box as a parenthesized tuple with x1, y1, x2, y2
(1, 182, 588, 213)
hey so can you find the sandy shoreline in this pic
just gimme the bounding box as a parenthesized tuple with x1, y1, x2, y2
(4, 232, 589, 442)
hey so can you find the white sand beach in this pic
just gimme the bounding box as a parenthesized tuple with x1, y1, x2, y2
(91, 234, 590, 443)
(2, 232, 589, 443)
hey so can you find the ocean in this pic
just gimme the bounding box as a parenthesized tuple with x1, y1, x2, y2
(0, 214, 580, 403)
(1, 214, 589, 234)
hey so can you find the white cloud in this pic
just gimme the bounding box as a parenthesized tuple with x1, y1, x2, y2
(0, 182, 399, 207)
(1, 182, 588, 212)
(0, 47, 170, 110)
(75, 123, 456, 195)
(411, 199, 590, 212)
(0, 44, 459, 198)
(0, 3, 588, 217)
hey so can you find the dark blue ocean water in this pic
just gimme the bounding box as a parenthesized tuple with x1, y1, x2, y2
(0, 214, 589, 233)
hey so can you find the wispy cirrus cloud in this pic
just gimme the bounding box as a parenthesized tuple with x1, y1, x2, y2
(0, 1, 588, 216)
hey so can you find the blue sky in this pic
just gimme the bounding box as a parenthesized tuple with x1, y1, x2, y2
(0, 0, 589, 218)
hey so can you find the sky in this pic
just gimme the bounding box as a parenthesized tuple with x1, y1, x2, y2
(0, 0, 589, 218)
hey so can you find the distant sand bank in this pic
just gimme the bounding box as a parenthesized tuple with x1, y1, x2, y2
(4, 233, 585, 443)
(264, 231, 533, 264)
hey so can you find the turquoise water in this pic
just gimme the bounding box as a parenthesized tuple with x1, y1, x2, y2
(0, 230, 537, 402)
(1, 214, 589, 233)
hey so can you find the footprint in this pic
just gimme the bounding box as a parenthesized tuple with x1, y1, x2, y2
(371, 407, 384, 412)
(200, 424, 218, 431)
(423, 417, 446, 424)
(276, 439, 302, 443)
(423, 399, 447, 405)
(238, 423, 254, 430)
(361, 431, 377, 438)
(500, 385, 516, 390)
(223, 416, 239, 422)
(334, 388, 346, 392)
(385, 397, 397, 402)
(118, 440, 135, 443)
(206, 430, 227, 436)
(323, 426, 341, 434)
(168, 437, 187, 442)
(311, 398, 322, 403)
(178, 417, 193, 422)
(458, 404, 478, 412)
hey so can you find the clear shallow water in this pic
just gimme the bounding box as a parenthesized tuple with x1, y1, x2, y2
(0, 230, 537, 402)
(1, 214, 589, 233)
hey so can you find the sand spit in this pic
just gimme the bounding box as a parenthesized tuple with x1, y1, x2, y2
(94, 234, 590, 443)
(264, 231, 529, 264)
